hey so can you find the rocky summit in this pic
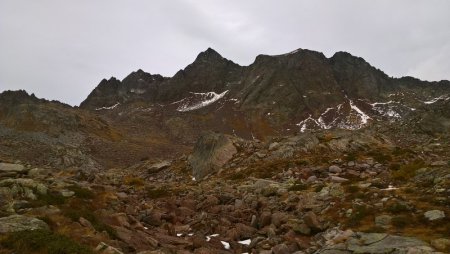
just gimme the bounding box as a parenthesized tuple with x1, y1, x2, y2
(0, 48, 449, 254)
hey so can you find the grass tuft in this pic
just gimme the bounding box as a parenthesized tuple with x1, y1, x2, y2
(62, 208, 117, 239)
(31, 191, 67, 207)
(67, 185, 95, 199)
(391, 159, 425, 181)
(0, 229, 93, 254)
(146, 186, 171, 199)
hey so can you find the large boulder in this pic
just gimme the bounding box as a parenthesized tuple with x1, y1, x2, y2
(424, 210, 445, 221)
(189, 132, 237, 180)
(0, 215, 49, 233)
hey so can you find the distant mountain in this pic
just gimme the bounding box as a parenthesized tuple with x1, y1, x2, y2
(80, 48, 450, 135)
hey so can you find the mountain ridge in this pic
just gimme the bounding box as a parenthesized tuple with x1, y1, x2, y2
(79, 47, 450, 110)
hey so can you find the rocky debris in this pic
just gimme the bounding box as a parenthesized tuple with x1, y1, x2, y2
(424, 210, 445, 221)
(303, 211, 322, 232)
(189, 132, 237, 180)
(0, 215, 49, 233)
(316, 231, 437, 254)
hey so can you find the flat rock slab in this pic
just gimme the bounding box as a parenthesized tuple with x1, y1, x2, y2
(0, 163, 25, 173)
(316, 232, 436, 254)
(0, 215, 49, 233)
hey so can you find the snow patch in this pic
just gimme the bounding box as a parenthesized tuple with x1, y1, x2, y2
(176, 90, 228, 112)
(95, 102, 120, 110)
(206, 234, 219, 242)
(221, 241, 230, 250)
(238, 239, 251, 245)
(381, 185, 399, 191)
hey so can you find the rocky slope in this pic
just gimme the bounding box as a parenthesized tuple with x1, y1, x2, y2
(0, 129, 449, 253)
(0, 90, 190, 170)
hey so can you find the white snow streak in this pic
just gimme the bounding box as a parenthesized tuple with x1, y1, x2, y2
(349, 99, 371, 125)
(423, 95, 449, 104)
(95, 102, 120, 110)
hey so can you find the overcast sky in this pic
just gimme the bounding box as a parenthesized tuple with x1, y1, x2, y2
(1, 0, 449, 106)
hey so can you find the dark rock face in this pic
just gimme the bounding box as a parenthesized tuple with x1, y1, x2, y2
(188, 132, 237, 180)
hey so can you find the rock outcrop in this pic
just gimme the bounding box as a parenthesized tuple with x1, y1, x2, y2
(188, 132, 237, 180)
(0, 215, 49, 233)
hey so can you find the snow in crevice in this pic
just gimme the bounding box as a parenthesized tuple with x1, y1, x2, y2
(370, 101, 401, 118)
(348, 99, 371, 125)
(95, 102, 120, 110)
(170, 98, 187, 105)
(423, 95, 449, 104)
(296, 115, 321, 133)
(176, 90, 229, 112)
(369, 101, 395, 107)
(297, 98, 374, 132)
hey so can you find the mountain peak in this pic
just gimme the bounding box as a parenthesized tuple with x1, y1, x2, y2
(195, 47, 224, 62)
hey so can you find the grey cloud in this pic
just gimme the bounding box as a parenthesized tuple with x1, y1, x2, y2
(0, 0, 449, 105)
